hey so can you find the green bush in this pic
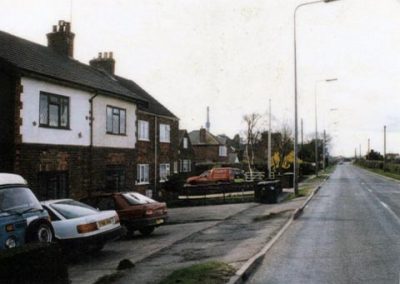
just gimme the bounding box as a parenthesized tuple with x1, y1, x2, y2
(0, 242, 68, 283)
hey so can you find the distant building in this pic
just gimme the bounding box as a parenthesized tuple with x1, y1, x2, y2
(188, 128, 229, 165)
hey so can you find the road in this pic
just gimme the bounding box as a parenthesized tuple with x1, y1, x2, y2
(249, 163, 400, 284)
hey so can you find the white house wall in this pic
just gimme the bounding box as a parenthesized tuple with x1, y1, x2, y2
(20, 77, 91, 146)
(92, 95, 137, 149)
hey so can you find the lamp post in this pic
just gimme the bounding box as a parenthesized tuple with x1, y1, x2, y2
(293, 0, 340, 195)
(314, 78, 337, 176)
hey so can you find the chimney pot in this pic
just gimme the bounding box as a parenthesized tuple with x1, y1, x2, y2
(104, 52, 108, 58)
(110, 52, 113, 58)
(47, 20, 75, 57)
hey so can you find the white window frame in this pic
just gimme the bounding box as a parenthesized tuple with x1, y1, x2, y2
(159, 163, 170, 182)
(137, 164, 149, 184)
(183, 137, 188, 149)
(174, 161, 178, 174)
(180, 159, 191, 173)
(219, 145, 227, 157)
(159, 124, 170, 143)
(138, 120, 149, 141)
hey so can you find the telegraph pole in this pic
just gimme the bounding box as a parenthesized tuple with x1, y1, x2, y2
(384, 125, 387, 169)
(367, 138, 370, 154)
(268, 99, 272, 179)
(301, 118, 304, 159)
(323, 129, 326, 171)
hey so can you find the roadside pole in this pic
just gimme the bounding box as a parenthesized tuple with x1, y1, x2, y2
(323, 129, 326, 171)
(384, 125, 387, 170)
(268, 99, 272, 179)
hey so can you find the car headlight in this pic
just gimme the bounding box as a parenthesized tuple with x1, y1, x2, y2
(5, 237, 16, 249)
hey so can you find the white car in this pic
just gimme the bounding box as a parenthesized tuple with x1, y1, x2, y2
(41, 199, 122, 251)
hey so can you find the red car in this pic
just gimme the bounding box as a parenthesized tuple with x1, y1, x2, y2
(186, 167, 244, 185)
(81, 192, 168, 236)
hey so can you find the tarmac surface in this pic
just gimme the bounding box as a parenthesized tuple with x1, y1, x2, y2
(248, 163, 400, 284)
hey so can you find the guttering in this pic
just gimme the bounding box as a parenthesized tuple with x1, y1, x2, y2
(88, 91, 99, 193)
(154, 115, 158, 197)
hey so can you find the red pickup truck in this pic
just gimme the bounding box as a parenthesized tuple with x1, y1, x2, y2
(186, 167, 244, 185)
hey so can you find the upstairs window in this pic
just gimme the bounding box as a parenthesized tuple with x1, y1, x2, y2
(106, 106, 126, 135)
(219, 145, 227, 157)
(160, 124, 170, 143)
(183, 137, 188, 149)
(39, 92, 69, 129)
(138, 120, 149, 141)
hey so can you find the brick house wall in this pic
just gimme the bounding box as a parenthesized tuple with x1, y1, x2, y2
(135, 111, 179, 195)
(192, 144, 229, 164)
(178, 130, 195, 174)
(0, 70, 18, 172)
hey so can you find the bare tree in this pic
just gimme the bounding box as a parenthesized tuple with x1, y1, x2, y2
(243, 113, 261, 173)
(272, 123, 293, 174)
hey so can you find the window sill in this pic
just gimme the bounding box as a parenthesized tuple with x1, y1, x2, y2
(106, 132, 127, 136)
(138, 138, 151, 142)
(39, 125, 71, 130)
(136, 182, 150, 185)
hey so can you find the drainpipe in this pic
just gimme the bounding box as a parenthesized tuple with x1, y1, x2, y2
(154, 116, 158, 198)
(88, 92, 98, 194)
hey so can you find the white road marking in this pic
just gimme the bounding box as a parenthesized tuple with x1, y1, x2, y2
(379, 201, 400, 225)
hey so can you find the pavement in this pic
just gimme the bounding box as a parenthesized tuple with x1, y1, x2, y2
(114, 199, 305, 284)
(248, 163, 400, 284)
(69, 203, 256, 283)
(69, 176, 322, 284)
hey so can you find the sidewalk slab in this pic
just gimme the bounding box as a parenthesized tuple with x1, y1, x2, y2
(113, 200, 305, 284)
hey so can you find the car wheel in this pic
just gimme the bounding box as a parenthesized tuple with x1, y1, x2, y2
(27, 221, 53, 243)
(139, 227, 155, 236)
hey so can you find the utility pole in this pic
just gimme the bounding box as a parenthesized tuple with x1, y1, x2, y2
(300, 119, 304, 158)
(268, 99, 272, 179)
(384, 125, 387, 169)
(323, 129, 326, 171)
(359, 144, 361, 159)
(367, 138, 370, 154)
(354, 148, 357, 160)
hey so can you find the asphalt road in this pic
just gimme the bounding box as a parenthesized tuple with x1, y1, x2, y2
(249, 163, 400, 284)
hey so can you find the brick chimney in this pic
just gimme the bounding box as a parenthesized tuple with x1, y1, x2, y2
(89, 52, 115, 75)
(47, 20, 75, 57)
(199, 128, 206, 143)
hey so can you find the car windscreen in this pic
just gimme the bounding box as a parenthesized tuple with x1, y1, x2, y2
(123, 192, 156, 205)
(50, 200, 98, 219)
(0, 187, 42, 213)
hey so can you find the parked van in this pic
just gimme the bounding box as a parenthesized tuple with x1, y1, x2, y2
(186, 167, 244, 185)
(0, 173, 53, 250)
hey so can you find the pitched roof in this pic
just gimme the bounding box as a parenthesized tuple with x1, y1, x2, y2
(115, 75, 177, 119)
(0, 30, 146, 104)
(188, 129, 223, 145)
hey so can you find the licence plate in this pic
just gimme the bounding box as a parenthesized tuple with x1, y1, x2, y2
(156, 219, 164, 225)
(97, 218, 112, 228)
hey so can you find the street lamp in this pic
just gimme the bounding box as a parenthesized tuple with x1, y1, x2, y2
(314, 78, 337, 176)
(293, 0, 340, 195)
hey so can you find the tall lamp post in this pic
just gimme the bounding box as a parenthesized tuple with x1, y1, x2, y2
(314, 78, 337, 176)
(293, 0, 340, 195)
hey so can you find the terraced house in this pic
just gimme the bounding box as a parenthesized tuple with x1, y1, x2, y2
(0, 21, 178, 199)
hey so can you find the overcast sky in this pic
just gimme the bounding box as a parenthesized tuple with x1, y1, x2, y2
(1, 0, 400, 156)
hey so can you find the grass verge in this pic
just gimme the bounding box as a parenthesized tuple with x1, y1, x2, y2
(356, 164, 400, 181)
(253, 209, 293, 222)
(159, 261, 235, 284)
